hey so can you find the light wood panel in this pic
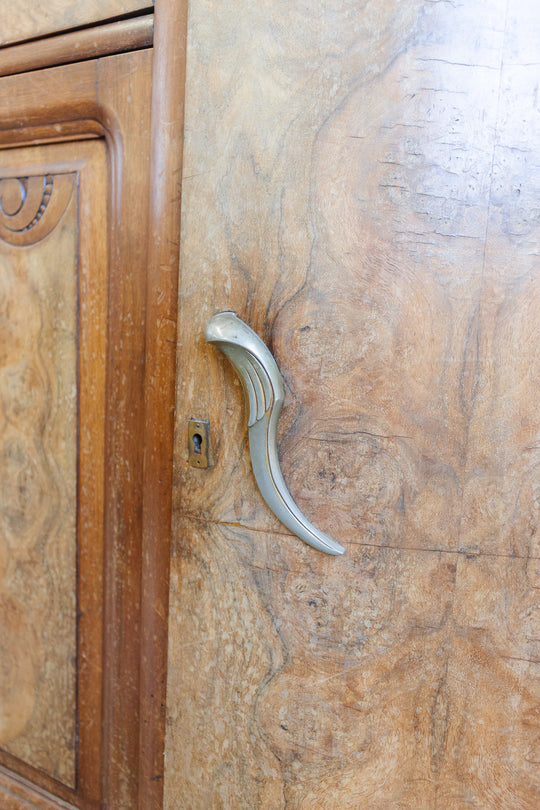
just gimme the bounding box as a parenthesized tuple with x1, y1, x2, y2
(0, 1, 152, 47)
(0, 142, 107, 794)
(0, 165, 78, 786)
(166, 0, 540, 807)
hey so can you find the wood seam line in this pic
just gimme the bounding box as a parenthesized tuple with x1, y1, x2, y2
(179, 514, 540, 562)
(0, 14, 154, 78)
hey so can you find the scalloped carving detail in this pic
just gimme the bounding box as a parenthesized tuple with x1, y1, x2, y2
(0, 173, 75, 247)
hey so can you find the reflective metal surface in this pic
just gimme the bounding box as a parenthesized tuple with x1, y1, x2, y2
(205, 311, 345, 555)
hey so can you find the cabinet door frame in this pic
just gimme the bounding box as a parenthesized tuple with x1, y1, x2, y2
(0, 4, 187, 806)
(0, 50, 153, 808)
(0, 47, 169, 810)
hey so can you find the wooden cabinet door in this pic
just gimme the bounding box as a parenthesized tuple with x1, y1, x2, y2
(0, 50, 152, 809)
(165, 1, 540, 808)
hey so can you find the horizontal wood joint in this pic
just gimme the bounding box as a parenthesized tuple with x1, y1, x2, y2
(0, 15, 154, 78)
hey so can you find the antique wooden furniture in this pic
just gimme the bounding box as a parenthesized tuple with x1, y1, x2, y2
(164, 1, 540, 808)
(4, 2, 540, 809)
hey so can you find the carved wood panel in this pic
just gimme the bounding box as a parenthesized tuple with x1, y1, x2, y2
(0, 46, 154, 809)
(166, 0, 540, 807)
(0, 173, 74, 246)
(0, 144, 107, 795)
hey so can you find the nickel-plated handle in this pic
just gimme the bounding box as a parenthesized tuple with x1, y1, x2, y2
(205, 311, 345, 556)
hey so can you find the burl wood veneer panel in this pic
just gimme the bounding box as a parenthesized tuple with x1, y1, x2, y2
(166, 0, 540, 807)
(0, 142, 107, 792)
(0, 1, 153, 47)
(0, 172, 77, 786)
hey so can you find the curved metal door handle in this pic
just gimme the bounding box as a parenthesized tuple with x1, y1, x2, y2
(205, 311, 345, 556)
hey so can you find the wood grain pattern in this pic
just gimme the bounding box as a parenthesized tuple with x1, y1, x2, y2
(0, 167, 78, 786)
(0, 0, 152, 47)
(97, 49, 154, 810)
(166, 0, 540, 807)
(0, 765, 78, 810)
(0, 141, 108, 802)
(0, 48, 154, 809)
(138, 0, 188, 806)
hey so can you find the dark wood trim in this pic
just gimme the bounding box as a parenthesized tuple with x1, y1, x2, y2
(0, 16, 153, 78)
(97, 50, 153, 809)
(138, 1, 188, 807)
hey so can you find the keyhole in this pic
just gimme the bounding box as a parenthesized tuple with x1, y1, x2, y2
(192, 433, 202, 455)
(188, 419, 209, 468)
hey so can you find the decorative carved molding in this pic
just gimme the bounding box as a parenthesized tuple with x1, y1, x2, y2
(0, 173, 74, 247)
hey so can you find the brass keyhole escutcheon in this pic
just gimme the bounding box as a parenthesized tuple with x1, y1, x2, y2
(188, 419, 210, 468)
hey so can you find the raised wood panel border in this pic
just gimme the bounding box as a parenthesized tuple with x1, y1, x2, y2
(0, 15, 154, 78)
(0, 766, 78, 810)
(0, 121, 103, 150)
